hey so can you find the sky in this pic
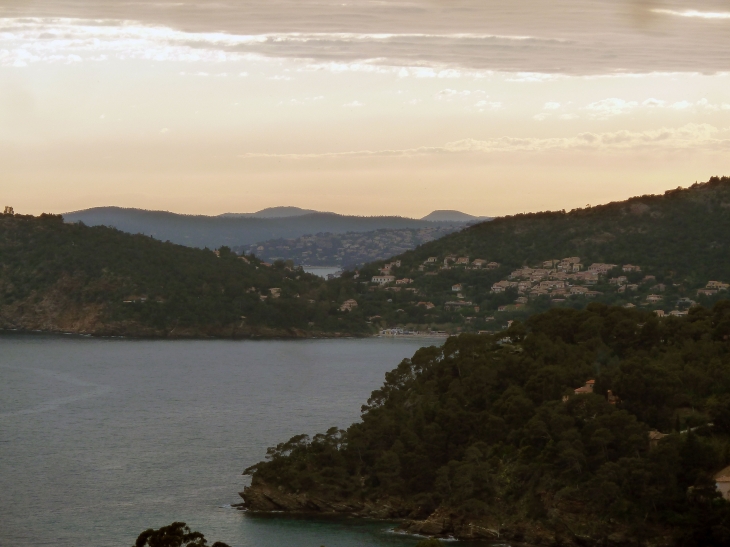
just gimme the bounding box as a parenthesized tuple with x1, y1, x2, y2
(2, 0, 730, 218)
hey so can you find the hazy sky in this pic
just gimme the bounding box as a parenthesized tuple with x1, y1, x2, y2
(2, 0, 730, 217)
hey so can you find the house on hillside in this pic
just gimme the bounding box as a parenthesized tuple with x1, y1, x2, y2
(372, 275, 396, 285)
(562, 379, 597, 402)
(472, 259, 487, 268)
(622, 264, 641, 272)
(456, 257, 469, 265)
(649, 430, 669, 448)
(340, 299, 358, 311)
(425, 257, 438, 263)
(588, 263, 617, 274)
(574, 380, 595, 394)
(646, 294, 663, 303)
(396, 278, 413, 285)
(269, 288, 281, 298)
(698, 288, 718, 296)
(417, 301, 435, 309)
(491, 280, 517, 293)
(715, 465, 730, 500)
(486, 262, 500, 269)
(452, 283, 463, 292)
(708, 281, 729, 290)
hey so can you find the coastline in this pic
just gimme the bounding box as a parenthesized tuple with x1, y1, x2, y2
(238, 481, 664, 546)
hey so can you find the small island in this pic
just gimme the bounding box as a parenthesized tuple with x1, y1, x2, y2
(240, 302, 730, 546)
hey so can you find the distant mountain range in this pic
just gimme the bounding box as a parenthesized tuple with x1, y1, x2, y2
(420, 209, 490, 222)
(218, 206, 319, 219)
(62, 207, 489, 249)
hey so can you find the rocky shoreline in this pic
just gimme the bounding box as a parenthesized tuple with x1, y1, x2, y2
(0, 297, 364, 340)
(238, 481, 673, 547)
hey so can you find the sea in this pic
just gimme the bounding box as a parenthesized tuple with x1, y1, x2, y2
(0, 334, 490, 547)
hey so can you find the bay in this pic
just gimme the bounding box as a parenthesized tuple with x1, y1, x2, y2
(0, 334, 457, 547)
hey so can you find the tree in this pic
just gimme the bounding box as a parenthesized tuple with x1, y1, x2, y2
(133, 522, 230, 547)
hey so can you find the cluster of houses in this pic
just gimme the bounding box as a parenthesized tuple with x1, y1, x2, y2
(421, 256, 500, 271)
(697, 280, 729, 297)
(490, 258, 646, 301)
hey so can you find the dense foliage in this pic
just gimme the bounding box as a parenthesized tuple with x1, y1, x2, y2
(0, 213, 373, 336)
(246, 303, 730, 543)
(133, 522, 230, 547)
(324, 177, 730, 332)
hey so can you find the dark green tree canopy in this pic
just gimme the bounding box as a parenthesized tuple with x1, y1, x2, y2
(133, 522, 230, 547)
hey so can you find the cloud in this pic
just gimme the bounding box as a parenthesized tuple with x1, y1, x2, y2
(474, 100, 503, 112)
(584, 98, 638, 119)
(2, 10, 730, 75)
(342, 100, 363, 107)
(237, 124, 728, 159)
(434, 89, 486, 101)
(653, 9, 730, 20)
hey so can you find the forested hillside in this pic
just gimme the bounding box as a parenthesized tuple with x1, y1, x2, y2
(242, 303, 730, 546)
(327, 177, 730, 333)
(396, 176, 730, 281)
(0, 213, 372, 337)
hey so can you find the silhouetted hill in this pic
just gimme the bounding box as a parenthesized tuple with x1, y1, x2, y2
(62, 207, 464, 249)
(421, 210, 490, 222)
(218, 206, 319, 218)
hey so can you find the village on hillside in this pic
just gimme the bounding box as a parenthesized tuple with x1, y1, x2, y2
(236, 226, 462, 268)
(334, 253, 730, 336)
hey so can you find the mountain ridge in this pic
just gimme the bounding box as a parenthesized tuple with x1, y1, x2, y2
(62, 207, 470, 249)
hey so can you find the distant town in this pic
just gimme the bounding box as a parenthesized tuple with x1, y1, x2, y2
(236, 226, 463, 268)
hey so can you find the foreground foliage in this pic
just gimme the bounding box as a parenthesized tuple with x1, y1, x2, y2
(133, 522, 230, 547)
(245, 303, 730, 544)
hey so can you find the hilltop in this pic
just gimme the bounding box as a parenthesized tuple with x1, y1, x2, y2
(327, 177, 730, 334)
(63, 207, 468, 250)
(241, 303, 730, 546)
(420, 210, 490, 222)
(0, 213, 374, 338)
(218, 206, 319, 218)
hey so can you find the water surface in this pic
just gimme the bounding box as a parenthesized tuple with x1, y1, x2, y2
(0, 334, 462, 547)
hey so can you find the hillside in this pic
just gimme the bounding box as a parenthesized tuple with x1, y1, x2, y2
(327, 177, 730, 334)
(241, 303, 730, 546)
(63, 207, 464, 249)
(0, 213, 374, 338)
(235, 225, 464, 269)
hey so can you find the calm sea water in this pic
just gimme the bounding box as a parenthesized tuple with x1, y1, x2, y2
(0, 334, 480, 547)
